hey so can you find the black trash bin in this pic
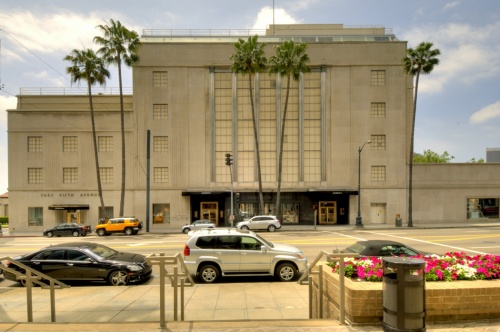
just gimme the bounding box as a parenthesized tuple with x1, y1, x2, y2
(382, 257, 426, 332)
(395, 214, 402, 227)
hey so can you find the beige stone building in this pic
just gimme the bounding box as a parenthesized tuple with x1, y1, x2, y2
(6, 24, 499, 233)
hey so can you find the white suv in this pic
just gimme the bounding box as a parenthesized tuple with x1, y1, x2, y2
(183, 228, 307, 283)
(236, 215, 281, 232)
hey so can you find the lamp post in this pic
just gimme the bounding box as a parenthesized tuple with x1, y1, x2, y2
(225, 153, 234, 226)
(355, 140, 371, 228)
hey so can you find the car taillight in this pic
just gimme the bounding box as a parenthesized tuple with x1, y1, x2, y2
(183, 244, 190, 256)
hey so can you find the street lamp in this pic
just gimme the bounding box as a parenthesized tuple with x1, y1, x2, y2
(355, 140, 371, 228)
(225, 153, 234, 226)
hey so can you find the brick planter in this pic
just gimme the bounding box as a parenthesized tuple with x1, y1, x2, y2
(310, 262, 500, 324)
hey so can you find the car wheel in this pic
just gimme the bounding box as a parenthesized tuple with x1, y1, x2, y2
(46, 231, 53, 238)
(72, 231, 80, 237)
(125, 228, 133, 235)
(241, 225, 249, 230)
(198, 264, 219, 283)
(81, 233, 87, 237)
(182, 228, 190, 234)
(267, 225, 276, 232)
(132, 230, 138, 235)
(97, 229, 106, 236)
(276, 262, 296, 282)
(108, 270, 130, 286)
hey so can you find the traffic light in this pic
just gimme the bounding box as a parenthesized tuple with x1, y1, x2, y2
(225, 153, 233, 166)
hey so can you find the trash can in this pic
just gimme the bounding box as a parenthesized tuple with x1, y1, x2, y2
(395, 214, 402, 227)
(382, 257, 426, 332)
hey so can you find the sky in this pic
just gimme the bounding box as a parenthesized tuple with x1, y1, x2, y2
(0, 0, 499, 194)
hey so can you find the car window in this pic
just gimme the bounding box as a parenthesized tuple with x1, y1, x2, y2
(67, 250, 90, 261)
(87, 243, 118, 259)
(240, 236, 261, 250)
(215, 236, 240, 250)
(33, 249, 65, 260)
(196, 236, 217, 249)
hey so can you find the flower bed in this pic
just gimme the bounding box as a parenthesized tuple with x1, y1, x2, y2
(330, 252, 500, 282)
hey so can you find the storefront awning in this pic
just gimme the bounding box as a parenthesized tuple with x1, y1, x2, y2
(48, 204, 90, 210)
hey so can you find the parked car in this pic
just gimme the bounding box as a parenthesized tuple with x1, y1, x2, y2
(3, 242, 152, 286)
(183, 228, 307, 283)
(43, 223, 92, 237)
(181, 219, 215, 234)
(343, 240, 428, 257)
(95, 217, 143, 236)
(236, 215, 281, 232)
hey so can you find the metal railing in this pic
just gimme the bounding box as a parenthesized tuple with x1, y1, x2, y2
(0, 257, 70, 322)
(145, 253, 195, 329)
(19, 87, 132, 96)
(298, 251, 359, 324)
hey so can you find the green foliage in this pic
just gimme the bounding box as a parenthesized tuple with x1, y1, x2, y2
(0, 216, 8, 225)
(413, 149, 454, 163)
(467, 158, 485, 163)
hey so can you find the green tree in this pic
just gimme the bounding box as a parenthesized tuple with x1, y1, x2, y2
(467, 158, 485, 163)
(403, 41, 440, 227)
(64, 48, 110, 217)
(230, 35, 267, 214)
(269, 40, 310, 219)
(413, 150, 454, 163)
(94, 19, 141, 217)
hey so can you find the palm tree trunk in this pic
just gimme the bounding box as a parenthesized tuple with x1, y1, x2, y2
(87, 82, 106, 218)
(276, 74, 291, 220)
(248, 74, 265, 214)
(408, 71, 420, 227)
(118, 59, 126, 217)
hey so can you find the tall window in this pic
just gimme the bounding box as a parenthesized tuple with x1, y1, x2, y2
(371, 166, 386, 182)
(28, 207, 43, 226)
(153, 204, 170, 224)
(259, 74, 277, 183)
(63, 168, 78, 183)
(371, 70, 386, 86)
(215, 72, 233, 183)
(98, 136, 113, 152)
(371, 102, 386, 118)
(371, 135, 386, 150)
(28, 168, 43, 184)
(153, 104, 168, 120)
(99, 167, 114, 183)
(153, 136, 169, 152)
(153, 71, 168, 87)
(304, 71, 321, 182)
(154, 167, 169, 183)
(237, 75, 255, 183)
(28, 136, 43, 152)
(281, 80, 299, 182)
(63, 136, 78, 152)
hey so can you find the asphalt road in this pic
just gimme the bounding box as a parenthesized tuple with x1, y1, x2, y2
(2, 226, 500, 287)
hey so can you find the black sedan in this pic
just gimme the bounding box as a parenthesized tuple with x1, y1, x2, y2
(43, 223, 92, 237)
(343, 240, 428, 257)
(4, 242, 152, 286)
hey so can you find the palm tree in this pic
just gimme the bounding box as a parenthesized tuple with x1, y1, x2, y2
(64, 48, 110, 218)
(269, 40, 310, 220)
(403, 41, 440, 227)
(230, 35, 267, 214)
(94, 19, 141, 217)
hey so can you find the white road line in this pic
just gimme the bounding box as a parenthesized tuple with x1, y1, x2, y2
(363, 230, 489, 255)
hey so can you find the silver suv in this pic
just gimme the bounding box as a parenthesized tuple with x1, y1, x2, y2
(183, 228, 307, 283)
(236, 215, 281, 232)
(181, 219, 215, 234)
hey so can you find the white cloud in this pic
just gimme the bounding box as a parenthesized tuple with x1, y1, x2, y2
(402, 22, 500, 94)
(470, 101, 500, 124)
(0, 95, 17, 128)
(251, 6, 300, 31)
(443, 1, 461, 11)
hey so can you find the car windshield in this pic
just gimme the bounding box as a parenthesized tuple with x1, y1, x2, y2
(254, 233, 274, 248)
(345, 243, 365, 253)
(86, 243, 118, 259)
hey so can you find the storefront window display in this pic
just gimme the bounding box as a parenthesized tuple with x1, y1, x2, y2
(467, 198, 499, 219)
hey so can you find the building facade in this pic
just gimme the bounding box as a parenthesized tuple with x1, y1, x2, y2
(6, 24, 499, 232)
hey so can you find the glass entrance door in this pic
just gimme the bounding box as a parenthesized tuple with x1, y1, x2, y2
(201, 202, 218, 225)
(319, 201, 337, 224)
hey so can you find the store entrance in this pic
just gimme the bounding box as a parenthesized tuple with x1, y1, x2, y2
(200, 202, 219, 225)
(66, 211, 81, 223)
(319, 201, 337, 224)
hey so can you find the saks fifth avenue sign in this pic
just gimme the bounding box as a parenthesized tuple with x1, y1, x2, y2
(40, 192, 98, 198)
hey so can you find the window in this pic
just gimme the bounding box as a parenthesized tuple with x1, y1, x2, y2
(154, 167, 169, 183)
(153, 104, 168, 119)
(467, 198, 499, 219)
(28, 168, 43, 184)
(63, 136, 78, 152)
(63, 168, 78, 183)
(371, 70, 386, 86)
(98, 136, 113, 152)
(99, 206, 113, 220)
(153, 136, 169, 152)
(153, 71, 168, 87)
(33, 249, 64, 260)
(28, 136, 43, 152)
(371, 102, 386, 118)
(28, 207, 43, 226)
(153, 204, 170, 224)
(99, 167, 113, 183)
(371, 166, 386, 182)
(371, 135, 386, 150)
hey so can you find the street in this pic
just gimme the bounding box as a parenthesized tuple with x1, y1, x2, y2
(2, 225, 500, 287)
